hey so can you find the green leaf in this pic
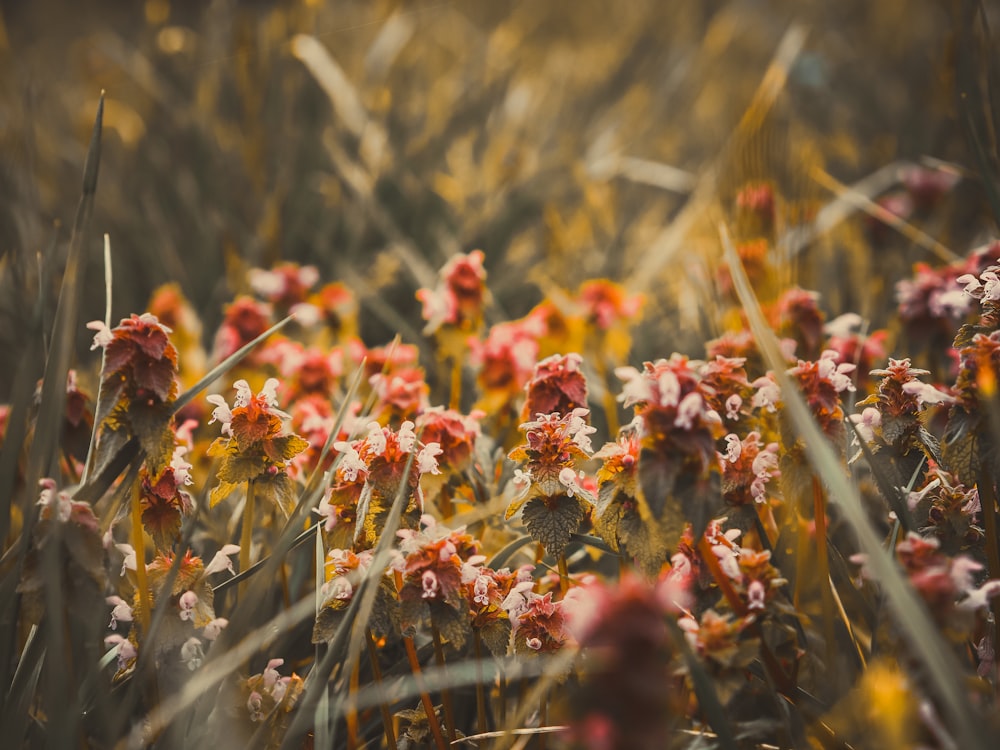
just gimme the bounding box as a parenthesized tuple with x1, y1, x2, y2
(521, 495, 586, 556)
(217, 453, 268, 485)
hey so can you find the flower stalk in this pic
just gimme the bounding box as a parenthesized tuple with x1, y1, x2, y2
(130, 478, 152, 633)
(238, 478, 256, 602)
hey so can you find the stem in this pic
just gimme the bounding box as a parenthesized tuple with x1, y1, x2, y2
(978, 464, 1000, 657)
(131, 479, 152, 633)
(431, 624, 457, 744)
(366, 628, 396, 749)
(239, 478, 256, 602)
(557, 553, 570, 595)
(395, 572, 447, 750)
(473, 630, 488, 737)
(813, 477, 836, 667)
(450, 356, 462, 411)
(595, 352, 620, 437)
(539, 692, 549, 750)
(346, 658, 359, 750)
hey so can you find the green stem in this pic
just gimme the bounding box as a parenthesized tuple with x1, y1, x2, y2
(473, 630, 488, 737)
(131, 479, 152, 634)
(239, 478, 256, 602)
(813, 477, 837, 670)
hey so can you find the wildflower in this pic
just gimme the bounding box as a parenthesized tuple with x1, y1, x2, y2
(211, 296, 272, 363)
(248, 262, 318, 311)
(522, 352, 589, 422)
(774, 287, 825, 360)
(855, 532, 1000, 634)
(88, 313, 179, 473)
(105, 634, 137, 673)
(206, 378, 309, 514)
(616, 356, 724, 552)
(506, 409, 597, 556)
(470, 319, 542, 414)
(137, 439, 196, 551)
(204, 544, 241, 576)
(417, 250, 488, 336)
(328, 420, 442, 547)
(395, 517, 482, 647)
(465, 565, 530, 655)
(244, 658, 304, 725)
(107, 596, 133, 630)
(511, 591, 570, 655)
(564, 574, 688, 750)
(720, 432, 780, 506)
(369, 367, 430, 421)
(180, 637, 204, 671)
(203, 618, 228, 640)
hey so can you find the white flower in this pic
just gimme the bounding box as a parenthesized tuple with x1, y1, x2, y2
(656, 369, 681, 408)
(901, 380, 956, 406)
(107, 596, 133, 630)
(180, 637, 204, 671)
(116, 543, 137, 577)
(421, 570, 439, 598)
(725, 393, 742, 421)
(615, 366, 653, 407)
(747, 580, 767, 611)
(206, 394, 233, 436)
(751, 376, 780, 412)
(334, 441, 367, 483)
(526, 637, 543, 651)
(86, 320, 114, 350)
(365, 421, 387, 455)
(397, 421, 418, 453)
(178, 590, 198, 621)
(205, 544, 241, 576)
(849, 407, 882, 444)
(823, 313, 863, 339)
(723, 434, 742, 463)
(232, 380, 253, 408)
(558, 467, 582, 496)
(417, 442, 442, 475)
(203, 618, 228, 640)
(673, 391, 703, 430)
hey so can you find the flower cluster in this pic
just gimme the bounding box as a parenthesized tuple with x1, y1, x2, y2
(326, 420, 442, 547)
(506, 408, 597, 555)
(88, 312, 180, 472)
(206, 378, 309, 513)
(417, 249, 488, 336)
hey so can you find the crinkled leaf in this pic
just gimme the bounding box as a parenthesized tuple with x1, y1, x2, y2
(142, 501, 183, 552)
(217, 452, 268, 485)
(521, 495, 586, 556)
(255, 471, 299, 517)
(129, 400, 176, 474)
(263, 433, 310, 464)
(943, 424, 979, 485)
(479, 618, 512, 658)
(430, 600, 471, 649)
(881, 414, 915, 447)
(209, 479, 241, 508)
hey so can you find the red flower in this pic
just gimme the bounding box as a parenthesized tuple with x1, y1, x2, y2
(522, 352, 588, 422)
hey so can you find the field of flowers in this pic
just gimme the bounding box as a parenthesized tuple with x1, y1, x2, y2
(2, 1, 1000, 748)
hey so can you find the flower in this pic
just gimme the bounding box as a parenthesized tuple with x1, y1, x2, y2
(417, 250, 488, 335)
(522, 352, 588, 422)
(206, 379, 308, 514)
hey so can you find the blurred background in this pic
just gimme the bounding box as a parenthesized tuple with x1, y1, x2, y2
(0, 0, 997, 396)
